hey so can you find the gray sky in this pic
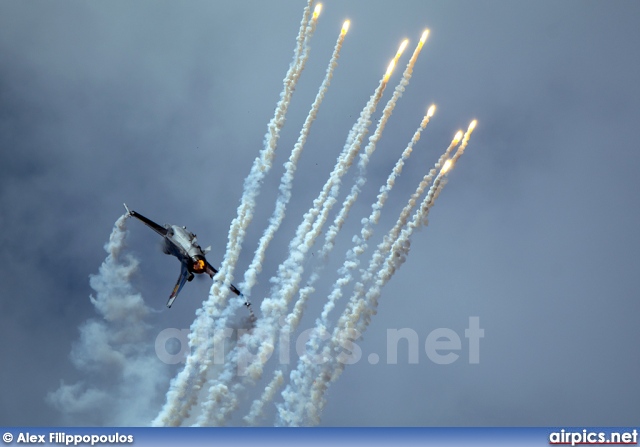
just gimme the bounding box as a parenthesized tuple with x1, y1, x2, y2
(1, 0, 639, 426)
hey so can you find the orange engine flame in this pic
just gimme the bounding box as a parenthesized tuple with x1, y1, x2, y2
(193, 259, 206, 273)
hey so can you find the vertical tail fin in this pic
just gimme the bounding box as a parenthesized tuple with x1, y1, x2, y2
(167, 263, 190, 308)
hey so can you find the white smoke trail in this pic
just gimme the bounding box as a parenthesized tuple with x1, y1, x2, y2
(207, 0, 320, 328)
(48, 215, 168, 425)
(241, 20, 350, 304)
(152, 1, 318, 427)
(336, 131, 464, 353)
(302, 123, 477, 424)
(244, 370, 284, 425)
(319, 105, 435, 328)
(303, 173, 449, 425)
(277, 66, 389, 289)
(245, 106, 433, 426)
(194, 36, 397, 426)
(276, 35, 430, 426)
(274, 37, 416, 359)
(291, 34, 430, 345)
(239, 61, 395, 388)
(195, 20, 349, 426)
(276, 130, 461, 426)
(320, 34, 428, 260)
(315, 37, 431, 321)
(357, 130, 463, 298)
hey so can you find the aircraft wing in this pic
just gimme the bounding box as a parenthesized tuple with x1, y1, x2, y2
(167, 263, 190, 308)
(205, 260, 253, 319)
(205, 261, 243, 296)
(123, 204, 168, 237)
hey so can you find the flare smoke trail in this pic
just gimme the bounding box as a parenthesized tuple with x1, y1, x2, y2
(339, 131, 464, 351)
(196, 19, 349, 426)
(247, 105, 434, 426)
(276, 130, 462, 426)
(300, 123, 477, 424)
(320, 34, 426, 269)
(241, 19, 350, 305)
(245, 42, 407, 378)
(319, 104, 435, 328)
(356, 129, 463, 303)
(286, 33, 428, 342)
(271, 73, 385, 329)
(244, 369, 285, 425)
(152, 1, 318, 427)
(276, 35, 429, 426)
(49, 215, 167, 425)
(194, 34, 405, 427)
(315, 35, 429, 323)
(353, 124, 476, 336)
(273, 36, 411, 359)
(449, 119, 478, 166)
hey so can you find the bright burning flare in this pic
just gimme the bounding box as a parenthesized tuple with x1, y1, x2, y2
(396, 39, 409, 59)
(468, 119, 477, 132)
(453, 130, 463, 143)
(441, 159, 453, 174)
(420, 29, 430, 44)
(313, 3, 322, 20)
(383, 59, 396, 82)
(427, 104, 436, 118)
(341, 20, 350, 35)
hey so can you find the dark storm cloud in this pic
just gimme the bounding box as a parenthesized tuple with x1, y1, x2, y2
(1, 0, 639, 426)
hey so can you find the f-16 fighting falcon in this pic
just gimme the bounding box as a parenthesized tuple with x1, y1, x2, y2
(123, 204, 251, 310)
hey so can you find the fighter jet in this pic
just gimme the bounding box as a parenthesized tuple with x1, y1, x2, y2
(123, 204, 250, 309)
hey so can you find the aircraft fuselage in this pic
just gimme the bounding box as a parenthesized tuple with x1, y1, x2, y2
(163, 225, 207, 275)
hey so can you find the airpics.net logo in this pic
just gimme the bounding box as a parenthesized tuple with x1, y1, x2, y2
(154, 316, 484, 375)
